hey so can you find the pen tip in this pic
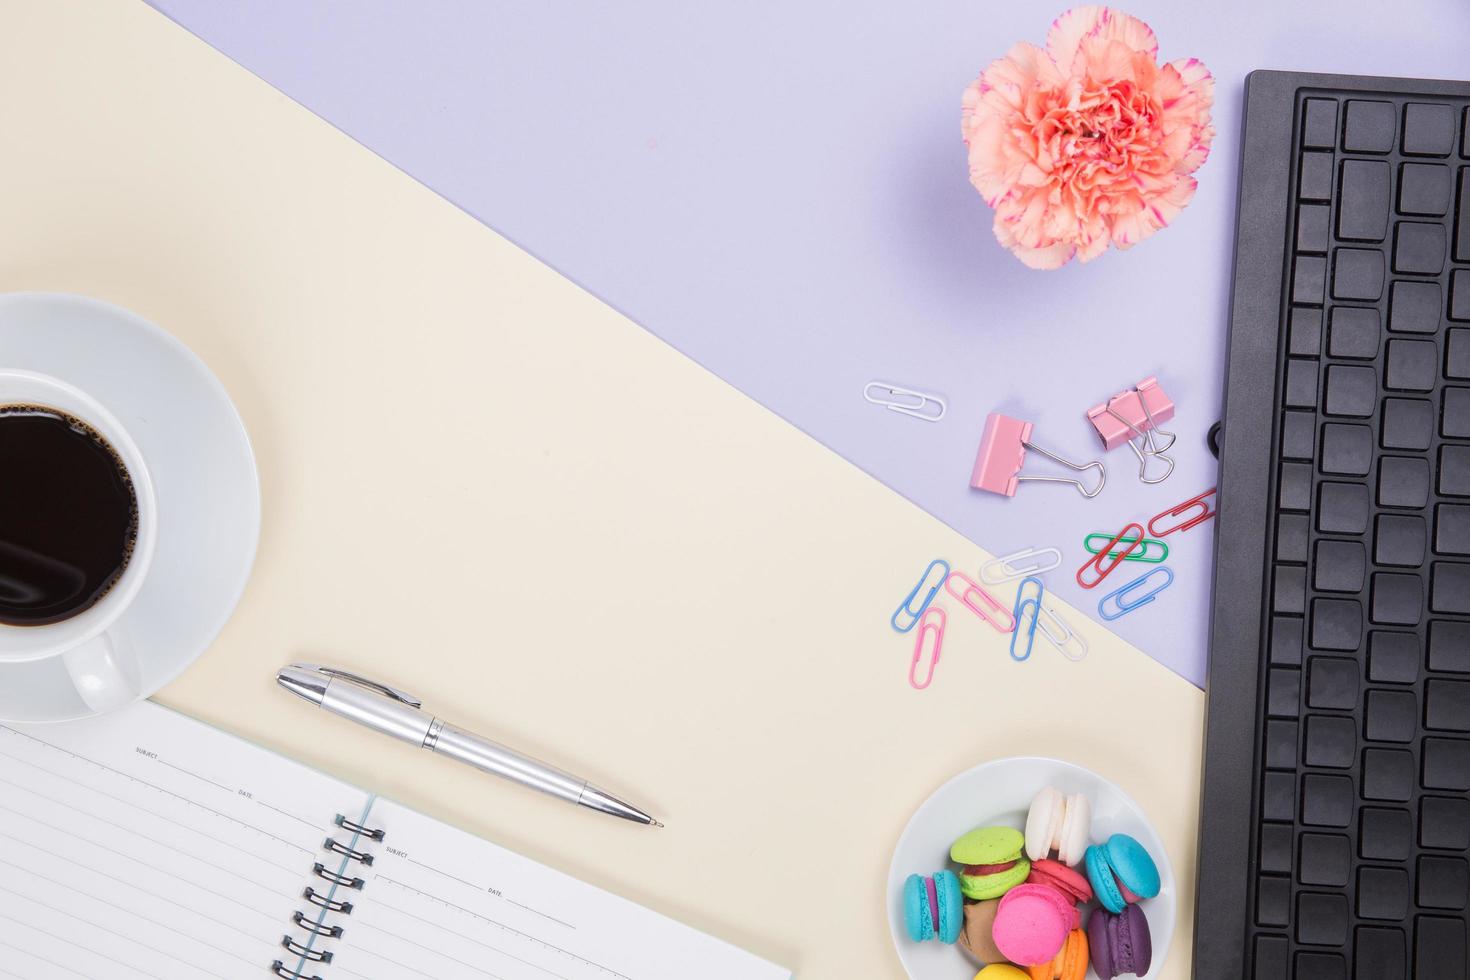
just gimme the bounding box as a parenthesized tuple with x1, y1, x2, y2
(651, 820, 664, 829)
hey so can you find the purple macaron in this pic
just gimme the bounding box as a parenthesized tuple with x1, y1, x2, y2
(1088, 904, 1152, 978)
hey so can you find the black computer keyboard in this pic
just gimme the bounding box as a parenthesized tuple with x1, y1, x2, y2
(1198, 72, 1470, 979)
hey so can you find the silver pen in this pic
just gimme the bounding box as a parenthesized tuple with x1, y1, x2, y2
(276, 664, 662, 827)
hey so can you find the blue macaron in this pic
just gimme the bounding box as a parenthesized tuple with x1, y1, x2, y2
(1085, 833, 1161, 914)
(902, 869, 963, 943)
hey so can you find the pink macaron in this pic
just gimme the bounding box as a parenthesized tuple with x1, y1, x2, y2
(991, 883, 1081, 966)
(1027, 859, 1094, 905)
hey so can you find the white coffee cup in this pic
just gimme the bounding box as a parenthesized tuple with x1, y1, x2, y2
(0, 369, 157, 712)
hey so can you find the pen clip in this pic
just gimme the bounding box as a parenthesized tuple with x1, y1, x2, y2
(292, 663, 424, 708)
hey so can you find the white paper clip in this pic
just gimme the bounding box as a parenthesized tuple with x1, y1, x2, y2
(980, 546, 1064, 585)
(1036, 604, 1088, 661)
(864, 381, 947, 422)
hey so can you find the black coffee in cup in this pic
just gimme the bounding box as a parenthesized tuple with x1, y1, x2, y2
(0, 405, 139, 626)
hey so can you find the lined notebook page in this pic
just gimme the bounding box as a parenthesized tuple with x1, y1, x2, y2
(0, 702, 365, 980)
(336, 798, 790, 980)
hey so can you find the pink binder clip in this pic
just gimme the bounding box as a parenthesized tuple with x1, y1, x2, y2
(971, 412, 1105, 499)
(1086, 377, 1177, 484)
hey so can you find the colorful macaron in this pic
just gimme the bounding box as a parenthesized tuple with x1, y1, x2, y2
(951, 826, 1031, 900)
(903, 869, 963, 944)
(1027, 858, 1094, 905)
(976, 966, 1032, 980)
(1088, 905, 1152, 979)
(1024, 787, 1091, 866)
(990, 883, 1080, 967)
(956, 899, 1011, 966)
(1027, 928, 1089, 980)
(1084, 833, 1161, 914)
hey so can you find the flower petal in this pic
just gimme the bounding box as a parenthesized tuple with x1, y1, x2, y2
(1047, 5, 1158, 75)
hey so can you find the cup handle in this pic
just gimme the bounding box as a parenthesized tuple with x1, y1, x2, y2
(61, 629, 142, 714)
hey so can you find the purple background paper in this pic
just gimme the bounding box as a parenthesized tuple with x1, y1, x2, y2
(146, 0, 1470, 685)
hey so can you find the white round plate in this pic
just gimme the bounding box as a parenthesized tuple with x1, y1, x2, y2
(0, 293, 259, 722)
(887, 757, 1175, 980)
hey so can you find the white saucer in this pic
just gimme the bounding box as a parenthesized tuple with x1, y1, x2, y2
(887, 757, 1176, 980)
(0, 293, 259, 723)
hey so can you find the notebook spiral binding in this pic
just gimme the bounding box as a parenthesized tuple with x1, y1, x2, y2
(270, 813, 386, 980)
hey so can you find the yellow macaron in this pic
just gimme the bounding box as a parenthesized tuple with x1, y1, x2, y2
(975, 966, 1031, 980)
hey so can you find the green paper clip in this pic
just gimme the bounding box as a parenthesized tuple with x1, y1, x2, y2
(1083, 532, 1168, 563)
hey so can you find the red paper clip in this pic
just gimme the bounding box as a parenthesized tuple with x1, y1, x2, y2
(944, 572, 1017, 633)
(909, 607, 946, 690)
(1076, 522, 1145, 589)
(1148, 488, 1217, 537)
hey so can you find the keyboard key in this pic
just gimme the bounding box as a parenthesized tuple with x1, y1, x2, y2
(1299, 203, 1330, 253)
(1388, 281, 1441, 333)
(1428, 621, 1470, 673)
(1402, 103, 1457, 156)
(1296, 255, 1328, 305)
(1355, 927, 1406, 980)
(1382, 398, 1434, 449)
(1398, 162, 1451, 215)
(1324, 364, 1377, 416)
(1315, 540, 1366, 592)
(1328, 306, 1379, 358)
(1439, 446, 1470, 496)
(1281, 462, 1313, 511)
(1422, 738, 1470, 791)
(1372, 573, 1423, 625)
(1308, 656, 1359, 708)
(1298, 834, 1349, 889)
(1453, 270, 1470, 320)
(1421, 796, 1470, 849)
(1310, 600, 1362, 652)
(1436, 504, 1470, 555)
(1260, 823, 1293, 874)
(1305, 714, 1357, 768)
(1449, 330, 1470, 379)
(1298, 952, 1346, 980)
(1417, 856, 1468, 910)
(1431, 562, 1470, 614)
(1413, 916, 1466, 978)
(1385, 341, 1438, 392)
(1286, 358, 1320, 407)
(1298, 892, 1349, 946)
(1276, 566, 1306, 614)
(1338, 159, 1392, 241)
(1464, 108, 1470, 157)
(1303, 98, 1339, 149)
(1300, 150, 1335, 200)
(1263, 771, 1297, 820)
(1369, 631, 1420, 684)
(1365, 689, 1417, 742)
(1357, 867, 1409, 921)
(1303, 772, 1355, 826)
(1375, 514, 1427, 567)
(1343, 100, 1396, 153)
(1320, 481, 1369, 533)
(1380, 456, 1431, 507)
(1280, 513, 1310, 562)
(1283, 412, 1316, 460)
(1258, 874, 1291, 926)
(1334, 248, 1385, 301)
(1291, 307, 1324, 355)
(1256, 934, 1290, 980)
(1322, 422, 1373, 474)
(1363, 747, 1415, 801)
(1393, 222, 1445, 274)
(1272, 616, 1304, 666)
(1425, 678, 1470, 731)
(1265, 719, 1298, 769)
(1458, 169, 1470, 263)
(1268, 667, 1302, 717)
(1443, 387, 1470, 437)
(1361, 806, 1413, 860)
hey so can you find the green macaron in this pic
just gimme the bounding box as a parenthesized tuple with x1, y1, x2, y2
(950, 825, 1031, 900)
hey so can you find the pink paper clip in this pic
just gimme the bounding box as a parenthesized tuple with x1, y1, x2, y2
(1148, 487, 1218, 537)
(909, 606, 946, 690)
(944, 571, 1017, 633)
(1087, 377, 1177, 484)
(1076, 522, 1145, 589)
(970, 412, 1105, 499)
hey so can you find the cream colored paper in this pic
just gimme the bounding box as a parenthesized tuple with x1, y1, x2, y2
(0, 1, 1205, 975)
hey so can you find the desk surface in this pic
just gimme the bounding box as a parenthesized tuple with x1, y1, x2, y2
(144, 0, 1470, 686)
(3, 2, 1204, 975)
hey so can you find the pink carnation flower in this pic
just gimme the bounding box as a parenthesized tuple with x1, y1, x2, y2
(961, 6, 1214, 269)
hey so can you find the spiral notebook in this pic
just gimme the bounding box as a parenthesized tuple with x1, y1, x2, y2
(0, 701, 789, 980)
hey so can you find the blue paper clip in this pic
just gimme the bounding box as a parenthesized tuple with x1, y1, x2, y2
(1008, 576, 1045, 661)
(891, 559, 950, 633)
(1098, 566, 1174, 620)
